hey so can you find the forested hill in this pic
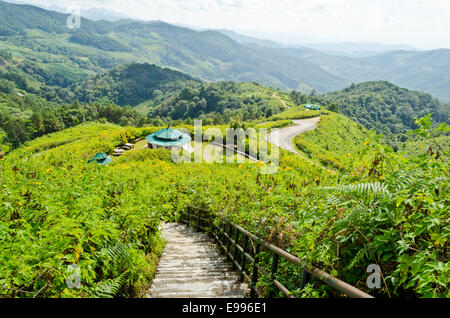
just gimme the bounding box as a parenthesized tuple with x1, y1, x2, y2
(71, 63, 198, 106)
(321, 81, 449, 135)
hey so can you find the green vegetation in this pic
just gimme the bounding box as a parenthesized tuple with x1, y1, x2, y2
(0, 0, 448, 300)
(0, 115, 447, 298)
(322, 81, 449, 136)
(72, 63, 198, 106)
(286, 81, 449, 145)
(268, 107, 321, 121)
(0, 123, 169, 297)
(0, 89, 148, 149)
(293, 112, 375, 170)
(147, 81, 289, 124)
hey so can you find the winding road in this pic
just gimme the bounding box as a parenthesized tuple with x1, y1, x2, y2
(268, 117, 323, 167)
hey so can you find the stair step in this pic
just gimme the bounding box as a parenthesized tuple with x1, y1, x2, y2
(148, 223, 249, 298)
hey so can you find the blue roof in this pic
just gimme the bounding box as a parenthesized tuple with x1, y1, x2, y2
(146, 128, 191, 147)
(89, 153, 112, 165)
(92, 152, 109, 160)
(305, 104, 321, 110)
(97, 157, 112, 165)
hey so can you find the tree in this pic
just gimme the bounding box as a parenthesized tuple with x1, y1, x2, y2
(0, 79, 15, 94)
(328, 102, 340, 113)
(0, 128, 8, 157)
(29, 111, 45, 137)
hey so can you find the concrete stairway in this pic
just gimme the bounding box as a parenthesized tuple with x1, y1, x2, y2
(147, 223, 248, 298)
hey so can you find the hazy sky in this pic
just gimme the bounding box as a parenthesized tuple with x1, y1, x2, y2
(11, 0, 450, 49)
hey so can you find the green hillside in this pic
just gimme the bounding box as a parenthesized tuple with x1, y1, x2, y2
(320, 81, 449, 136)
(1, 115, 448, 298)
(70, 63, 294, 124)
(293, 112, 376, 170)
(72, 63, 198, 106)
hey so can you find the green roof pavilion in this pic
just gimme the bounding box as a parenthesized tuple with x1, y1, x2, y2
(88, 152, 112, 165)
(146, 128, 192, 149)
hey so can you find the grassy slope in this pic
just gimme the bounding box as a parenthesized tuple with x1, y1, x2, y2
(268, 106, 321, 121)
(292, 112, 375, 170)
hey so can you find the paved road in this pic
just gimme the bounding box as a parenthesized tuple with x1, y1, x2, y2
(268, 117, 320, 155)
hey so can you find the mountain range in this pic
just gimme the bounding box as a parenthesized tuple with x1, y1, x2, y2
(0, 0, 449, 101)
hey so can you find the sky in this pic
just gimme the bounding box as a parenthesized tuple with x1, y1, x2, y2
(8, 0, 450, 49)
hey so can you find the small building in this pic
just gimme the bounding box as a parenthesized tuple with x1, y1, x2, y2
(146, 127, 193, 153)
(88, 152, 112, 166)
(304, 104, 321, 111)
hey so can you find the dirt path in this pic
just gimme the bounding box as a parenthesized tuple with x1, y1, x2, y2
(272, 93, 291, 109)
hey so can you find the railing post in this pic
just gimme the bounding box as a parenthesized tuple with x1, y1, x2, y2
(240, 235, 248, 281)
(270, 252, 280, 297)
(232, 227, 239, 270)
(300, 270, 312, 290)
(250, 240, 260, 298)
(197, 208, 201, 230)
(226, 223, 232, 260)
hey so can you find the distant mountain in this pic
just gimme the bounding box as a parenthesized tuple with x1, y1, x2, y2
(282, 47, 450, 101)
(0, 1, 449, 102)
(216, 29, 281, 48)
(0, 0, 344, 93)
(72, 8, 130, 22)
(299, 42, 419, 57)
(2, 0, 130, 21)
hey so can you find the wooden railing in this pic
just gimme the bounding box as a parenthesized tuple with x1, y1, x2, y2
(179, 206, 373, 298)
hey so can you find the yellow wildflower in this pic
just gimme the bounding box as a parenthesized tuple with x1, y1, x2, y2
(74, 246, 83, 263)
